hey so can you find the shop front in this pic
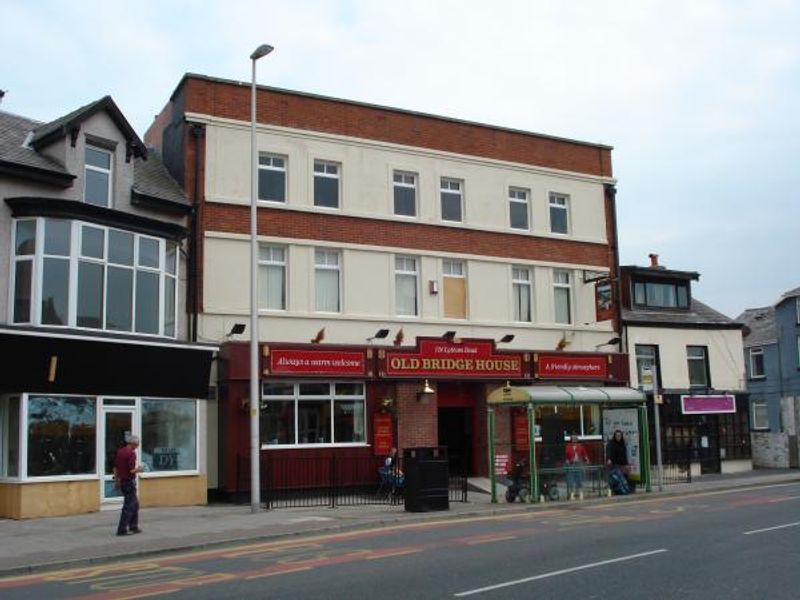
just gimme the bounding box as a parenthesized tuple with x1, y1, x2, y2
(0, 328, 215, 518)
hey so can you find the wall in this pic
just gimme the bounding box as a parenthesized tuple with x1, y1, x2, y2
(744, 343, 782, 432)
(0, 480, 99, 519)
(751, 432, 790, 468)
(139, 475, 207, 506)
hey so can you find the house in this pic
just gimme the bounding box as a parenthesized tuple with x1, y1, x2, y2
(0, 96, 215, 518)
(739, 287, 800, 468)
(621, 254, 750, 477)
(146, 73, 636, 500)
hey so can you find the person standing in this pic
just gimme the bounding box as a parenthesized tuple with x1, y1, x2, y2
(114, 435, 143, 536)
(565, 434, 590, 499)
(605, 429, 632, 494)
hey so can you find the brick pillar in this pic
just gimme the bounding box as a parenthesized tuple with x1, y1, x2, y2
(396, 380, 438, 452)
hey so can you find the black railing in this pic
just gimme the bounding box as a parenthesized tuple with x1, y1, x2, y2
(236, 453, 468, 509)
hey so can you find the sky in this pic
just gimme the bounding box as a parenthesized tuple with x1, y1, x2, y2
(1, 0, 798, 318)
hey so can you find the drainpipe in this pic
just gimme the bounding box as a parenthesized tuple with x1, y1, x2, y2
(189, 123, 204, 343)
(605, 184, 625, 354)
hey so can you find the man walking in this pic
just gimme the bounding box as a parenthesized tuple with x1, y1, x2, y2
(114, 435, 143, 536)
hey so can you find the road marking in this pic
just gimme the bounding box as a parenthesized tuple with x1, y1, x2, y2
(453, 549, 668, 597)
(366, 547, 424, 560)
(460, 534, 518, 545)
(743, 521, 800, 536)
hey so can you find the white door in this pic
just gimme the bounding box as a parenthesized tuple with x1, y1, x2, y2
(101, 400, 138, 503)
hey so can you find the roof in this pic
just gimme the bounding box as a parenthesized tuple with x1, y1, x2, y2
(132, 148, 189, 208)
(623, 298, 742, 329)
(621, 264, 700, 282)
(0, 110, 72, 177)
(776, 286, 800, 308)
(487, 385, 645, 406)
(737, 306, 777, 347)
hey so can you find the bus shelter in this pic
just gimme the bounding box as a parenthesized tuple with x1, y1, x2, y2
(486, 385, 650, 503)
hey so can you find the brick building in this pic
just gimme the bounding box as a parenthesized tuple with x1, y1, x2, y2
(146, 73, 632, 498)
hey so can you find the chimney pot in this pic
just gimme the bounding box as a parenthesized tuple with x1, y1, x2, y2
(648, 253, 659, 268)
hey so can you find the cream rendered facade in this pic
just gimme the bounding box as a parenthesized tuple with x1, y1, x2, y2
(196, 114, 616, 350)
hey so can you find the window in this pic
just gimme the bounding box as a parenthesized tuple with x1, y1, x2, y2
(141, 399, 197, 472)
(27, 396, 96, 477)
(9, 218, 177, 337)
(84, 146, 112, 207)
(533, 404, 601, 438)
(512, 267, 532, 322)
(509, 187, 529, 230)
(395, 256, 419, 316)
(549, 192, 569, 234)
(258, 154, 286, 202)
(443, 260, 466, 319)
(313, 160, 340, 208)
(796, 298, 800, 324)
(633, 280, 690, 309)
(261, 382, 366, 446)
(0, 397, 20, 477)
(258, 245, 286, 310)
(797, 336, 800, 369)
(749, 347, 765, 379)
(553, 270, 572, 324)
(315, 249, 341, 312)
(751, 400, 769, 430)
(393, 171, 417, 217)
(635, 345, 658, 390)
(440, 178, 463, 222)
(687, 346, 709, 388)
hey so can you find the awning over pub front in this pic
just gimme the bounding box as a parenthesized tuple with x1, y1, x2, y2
(0, 327, 216, 399)
(487, 385, 645, 406)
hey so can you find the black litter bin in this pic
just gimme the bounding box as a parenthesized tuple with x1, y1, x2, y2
(403, 446, 449, 512)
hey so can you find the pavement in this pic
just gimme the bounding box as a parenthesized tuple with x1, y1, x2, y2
(1, 468, 798, 577)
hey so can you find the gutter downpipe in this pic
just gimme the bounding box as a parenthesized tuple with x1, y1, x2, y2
(190, 123, 203, 343)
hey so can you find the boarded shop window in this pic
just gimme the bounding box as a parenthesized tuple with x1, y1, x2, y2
(27, 396, 96, 477)
(443, 260, 466, 319)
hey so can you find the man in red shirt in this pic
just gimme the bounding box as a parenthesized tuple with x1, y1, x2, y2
(114, 435, 143, 536)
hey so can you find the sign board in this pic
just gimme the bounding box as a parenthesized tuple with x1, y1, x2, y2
(595, 280, 615, 323)
(681, 394, 736, 415)
(373, 413, 394, 456)
(267, 349, 366, 376)
(602, 408, 641, 481)
(494, 453, 509, 476)
(536, 355, 608, 380)
(384, 339, 524, 378)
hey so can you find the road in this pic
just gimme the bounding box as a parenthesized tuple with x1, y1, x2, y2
(1, 482, 799, 599)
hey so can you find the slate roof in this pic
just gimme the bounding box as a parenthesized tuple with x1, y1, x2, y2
(132, 148, 189, 207)
(623, 298, 742, 329)
(0, 110, 71, 176)
(776, 286, 800, 307)
(737, 306, 777, 347)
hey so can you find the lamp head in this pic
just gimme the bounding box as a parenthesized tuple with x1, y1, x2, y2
(250, 44, 274, 61)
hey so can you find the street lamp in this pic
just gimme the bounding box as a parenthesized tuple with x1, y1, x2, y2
(250, 43, 273, 513)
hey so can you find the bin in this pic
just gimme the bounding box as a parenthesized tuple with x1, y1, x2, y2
(403, 446, 449, 512)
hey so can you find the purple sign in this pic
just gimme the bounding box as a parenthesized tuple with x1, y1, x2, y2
(681, 394, 736, 415)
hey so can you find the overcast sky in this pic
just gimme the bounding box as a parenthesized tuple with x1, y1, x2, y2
(2, 0, 798, 318)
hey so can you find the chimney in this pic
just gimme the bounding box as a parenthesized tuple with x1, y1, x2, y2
(648, 253, 659, 268)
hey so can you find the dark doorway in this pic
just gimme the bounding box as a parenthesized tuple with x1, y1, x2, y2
(438, 407, 472, 475)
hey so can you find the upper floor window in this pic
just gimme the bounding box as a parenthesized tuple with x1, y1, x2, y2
(440, 178, 463, 222)
(393, 171, 417, 217)
(84, 146, 112, 207)
(395, 256, 419, 316)
(632, 280, 689, 309)
(509, 187, 529, 230)
(748, 347, 765, 379)
(258, 245, 286, 310)
(10, 218, 178, 337)
(796, 298, 800, 324)
(315, 249, 341, 312)
(553, 269, 572, 324)
(313, 160, 340, 209)
(442, 259, 466, 319)
(751, 400, 769, 430)
(549, 192, 569, 234)
(512, 267, 532, 322)
(635, 345, 659, 390)
(258, 154, 286, 203)
(687, 345, 709, 388)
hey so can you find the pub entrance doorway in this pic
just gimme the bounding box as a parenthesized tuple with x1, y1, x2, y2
(438, 407, 473, 475)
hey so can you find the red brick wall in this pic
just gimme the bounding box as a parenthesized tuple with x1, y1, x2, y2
(203, 203, 611, 267)
(397, 381, 438, 451)
(178, 76, 612, 178)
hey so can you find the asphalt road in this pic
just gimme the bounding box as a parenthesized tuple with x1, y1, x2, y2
(2, 482, 799, 599)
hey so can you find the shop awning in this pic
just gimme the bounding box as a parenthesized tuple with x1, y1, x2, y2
(487, 385, 645, 406)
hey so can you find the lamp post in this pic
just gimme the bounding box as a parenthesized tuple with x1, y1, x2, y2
(249, 43, 273, 513)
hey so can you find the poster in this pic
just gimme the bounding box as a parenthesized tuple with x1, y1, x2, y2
(373, 414, 394, 456)
(595, 280, 615, 322)
(602, 408, 641, 481)
(513, 413, 529, 450)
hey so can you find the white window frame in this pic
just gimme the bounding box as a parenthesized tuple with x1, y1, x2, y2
(796, 298, 800, 325)
(313, 159, 340, 209)
(509, 187, 530, 230)
(549, 192, 570, 234)
(512, 266, 532, 322)
(0, 396, 21, 480)
(393, 170, 417, 217)
(84, 146, 113, 207)
(257, 153, 287, 203)
(394, 255, 419, 317)
(260, 382, 367, 449)
(314, 249, 341, 313)
(553, 269, 572, 324)
(440, 177, 463, 223)
(748, 347, 765, 379)
(751, 400, 769, 430)
(257, 244, 287, 311)
(10, 219, 37, 324)
(687, 345, 709, 388)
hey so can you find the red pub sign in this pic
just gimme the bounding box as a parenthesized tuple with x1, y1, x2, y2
(383, 339, 524, 378)
(535, 354, 608, 380)
(265, 348, 367, 376)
